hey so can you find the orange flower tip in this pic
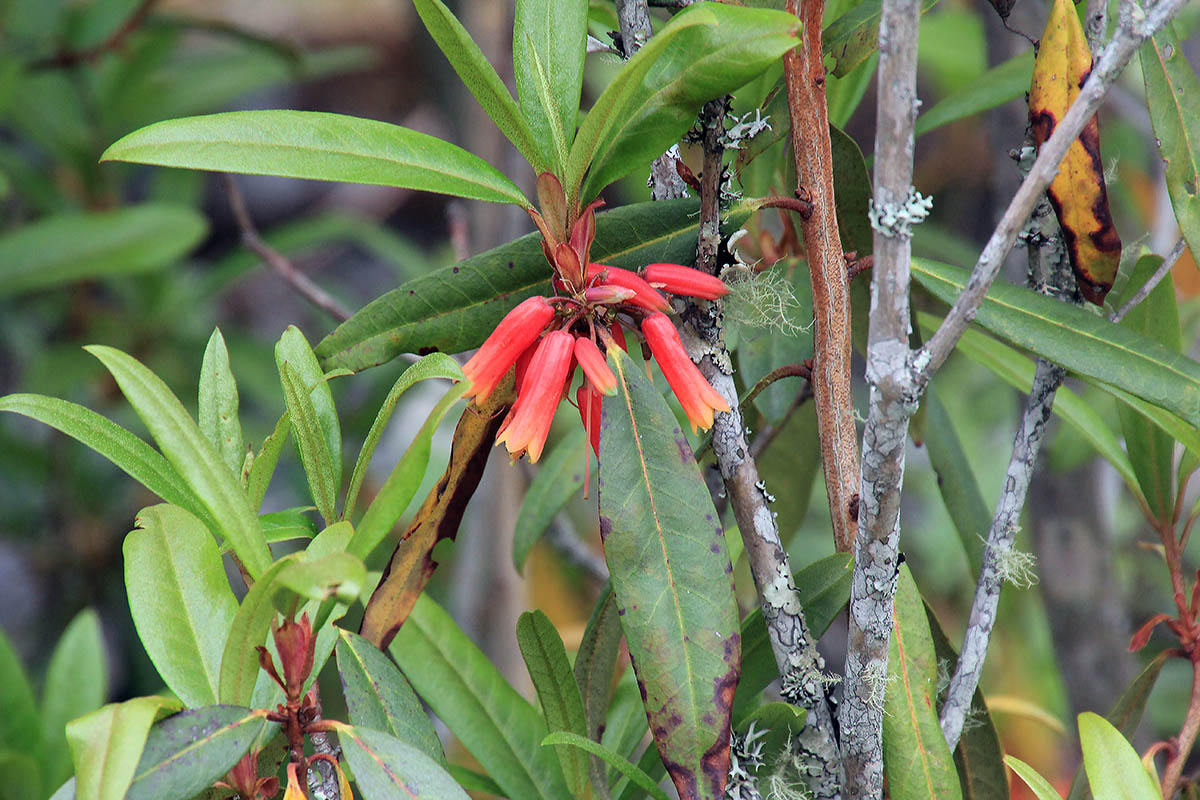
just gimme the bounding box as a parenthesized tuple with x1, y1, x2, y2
(643, 263, 730, 299)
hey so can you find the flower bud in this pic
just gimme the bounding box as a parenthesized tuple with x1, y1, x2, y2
(587, 264, 671, 312)
(641, 313, 731, 433)
(463, 296, 554, 403)
(643, 263, 730, 299)
(574, 337, 618, 396)
(584, 285, 637, 305)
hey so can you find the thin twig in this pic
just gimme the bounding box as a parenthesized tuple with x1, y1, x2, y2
(838, 0, 923, 791)
(222, 175, 352, 322)
(750, 383, 815, 460)
(919, 0, 1189, 383)
(681, 98, 844, 800)
(742, 362, 813, 411)
(546, 519, 610, 584)
(1085, 0, 1108, 52)
(1163, 658, 1200, 797)
(33, 0, 158, 69)
(1111, 237, 1187, 323)
(783, 0, 860, 554)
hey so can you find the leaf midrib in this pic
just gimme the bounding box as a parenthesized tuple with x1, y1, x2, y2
(893, 616, 937, 795)
(131, 712, 259, 783)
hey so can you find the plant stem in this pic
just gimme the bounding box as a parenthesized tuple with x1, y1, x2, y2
(783, 0, 860, 554)
(1163, 656, 1200, 798)
(1111, 237, 1186, 323)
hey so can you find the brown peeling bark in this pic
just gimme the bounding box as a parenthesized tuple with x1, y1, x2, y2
(783, 0, 860, 553)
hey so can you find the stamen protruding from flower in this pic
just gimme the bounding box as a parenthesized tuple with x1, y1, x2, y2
(588, 264, 671, 312)
(643, 263, 730, 299)
(496, 330, 574, 462)
(574, 337, 618, 396)
(641, 313, 731, 433)
(463, 296, 554, 403)
(577, 383, 602, 457)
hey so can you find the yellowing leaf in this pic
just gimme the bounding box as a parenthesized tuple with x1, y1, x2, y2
(1029, 0, 1122, 304)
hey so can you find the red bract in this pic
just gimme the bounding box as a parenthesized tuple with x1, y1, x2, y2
(644, 263, 731, 299)
(496, 330, 574, 462)
(641, 313, 731, 433)
(463, 296, 554, 403)
(574, 337, 617, 396)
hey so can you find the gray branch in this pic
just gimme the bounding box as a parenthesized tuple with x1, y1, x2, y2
(837, 0, 923, 793)
(918, 0, 1189, 383)
(1085, 0, 1108, 52)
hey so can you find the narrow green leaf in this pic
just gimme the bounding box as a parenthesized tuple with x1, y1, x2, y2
(573, 5, 801, 203)
(276, 326, 342, 494)
(274, 552, 366, 611)
(248, 412, 290, 512)
(348, 381, 468, 560)
(124, 504, 238, 708)
(316, 197, 753, 373)
(85, 345, 271, 578)
(278, 361, 338, 526)
(517, 611, 590, 797)
(199, 328, 244, 479)
(334, 723, 470, 800)
(923, 389, 990, 575)
(0, 751, 40, 800)
(912, 258, 1200, 426)
(102, 110, 530, 206)
(1116, 255, 1181, 523)
(390, 594, 570, 800)
(513, 426, 588, 572)
(0, 627, 40, 762)
(0, 205, 207, 297)
(599, 348, 740, 800)
(42, 609, 107, 791)
(543, 732, 672, 800)
(882, 566, 963, 800)
(125, 706, 266, 800)
(735, 553, 852, 722)
(574, 584, 624, 796)
(1079, 712, 1162, 800)
(1006, 756, 1064, 800)
(1142, 31, 1200, 260)
(344, 353, 464, 521)
(257, 507, 319, 546)
(447, 764, 506, 796)
(0, 394, 210, 527)
(823, 0, 940, 77)
(67, 696, 179, 800)
(513, 0, 588, 172)
(830, 124, 875, 257)
(915, 50, 1034, 137)
(336, 630, 445, 763)
(218, 556, 299, 706)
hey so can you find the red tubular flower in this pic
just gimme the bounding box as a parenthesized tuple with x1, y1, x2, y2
(462, 296, 554, 403)
(496, 330, 574, 462)
(643, 263, 730, 299)
(587, 263, 671, 312)
(610, 322, 628, 352)
(641, 313, 731, 433)
(574, 337, 617, 396)
(513, 341, 539, 393)
(577, 383, 602, 457)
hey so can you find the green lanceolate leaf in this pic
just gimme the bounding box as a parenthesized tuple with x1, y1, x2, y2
(0, 627, 40, 762)
(348, 381, 469, 560)
(199, 328, 244, 479)
(882, 566, 963, 800)
(102, 110, 530, 206)
(543, 732, 672, 800)
(1142, 30, 1200, 261)
(85, 345, 272, 577)
(42, 609, 108, 791)
(248, 412, 290, 511)
(517, 611, 590, 797)
(124, 504, 238, 708)
(735, 552, 852, 722)
(912, 258, 1200, 426)
(274, 551, 366, 611)
(391, 594, 570, 800)
(218, 556, 299, 706)
(823, 0, 941, 77)
(1116, 254, 1181, 524)
(0, 204, 207, 297)
(1079, 712, 1162, 800)
(67, 696, 180, 800)
(572, 4, 800, 204)
(125, 706, 266, 800)
(278, 361, 338, 526)
(412, 0, 548, 172)
(514, 0, 587, 173)
(0, 394, 210, 527)
(344, 353, 464, 521)
(1006, 756, 1063, 800)
(276, 325, 342, 502)
(574, 585, 624, 796)
(336, 630, 445, 763)
(915, 50, 1033, 137)
(598, 348, 741, 800)
(334, 723, 471, 800)
(513, 425, 588, 572)
(923, 389, 990, 575)
(0, 751, 40, 800)
(316, 197, 754, 373)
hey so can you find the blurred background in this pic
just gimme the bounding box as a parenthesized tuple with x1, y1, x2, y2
(1, 0, 1199, 796)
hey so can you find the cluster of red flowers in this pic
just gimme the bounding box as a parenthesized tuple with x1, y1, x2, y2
(462, 193, 732, 464)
